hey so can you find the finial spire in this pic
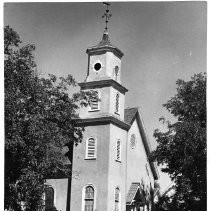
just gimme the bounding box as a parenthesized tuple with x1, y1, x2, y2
(102, 2, 112, 32)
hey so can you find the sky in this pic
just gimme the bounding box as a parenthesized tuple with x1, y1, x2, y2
(4, 1, 207, 192)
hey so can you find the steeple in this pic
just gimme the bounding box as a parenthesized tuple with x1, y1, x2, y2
(86, 30, 123, 59)
(99, 29, 111, 46)
(86, 2, 123, 59)
(79, 2, 128, 120)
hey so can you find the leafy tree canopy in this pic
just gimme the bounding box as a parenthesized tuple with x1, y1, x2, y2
(150, 73, 206, 211)
(4, 25, 96, 211)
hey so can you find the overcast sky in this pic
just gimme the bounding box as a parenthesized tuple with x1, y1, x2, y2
(4, 1, 207, 192)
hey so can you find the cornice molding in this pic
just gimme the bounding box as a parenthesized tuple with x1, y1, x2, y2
(78, 79, 128, 94)
(86, 46, 124, 59)
(76, 116, 131, 131)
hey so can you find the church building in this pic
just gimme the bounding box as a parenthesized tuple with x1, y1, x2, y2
(46, 4, 159, 211)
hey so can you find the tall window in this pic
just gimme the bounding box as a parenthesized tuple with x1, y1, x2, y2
(89, 90, 99, 111)
(116, 140, 121, 162)
(86, 137, 96, 159)
(84, 186, 94, 211)
(115, 187, 120, 211)
(45, 186, 54, 211)
(115, 92, 120, 114)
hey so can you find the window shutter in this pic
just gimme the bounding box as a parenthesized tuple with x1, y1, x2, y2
(90, 99, 98, 110)
(115, 187, 120, 211)
(116, 140, 121, 161)
(115, 93, 119, 113)
(86, 138, 96, 159)
(90, 91, 99, 111)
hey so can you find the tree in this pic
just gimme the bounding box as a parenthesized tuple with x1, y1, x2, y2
(4, 26, 95, 211)
(150, 73, 206, 211)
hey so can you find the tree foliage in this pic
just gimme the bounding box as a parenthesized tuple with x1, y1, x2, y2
(150, 73, 206, 211)
(4, 26, 95, 211)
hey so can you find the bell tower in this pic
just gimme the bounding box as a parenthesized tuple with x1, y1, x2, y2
(71, 3, 129, 211)
(79, 28, 128, 120)
(86, 29, 123, 84)
(79, 2, 128, 121)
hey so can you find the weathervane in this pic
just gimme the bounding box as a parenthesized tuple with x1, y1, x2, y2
(102, 2, 112, 31)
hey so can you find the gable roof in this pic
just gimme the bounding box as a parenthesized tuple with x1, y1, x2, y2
(126, 182, 140, 204)
(124, 107, 159, 180)
(126, 182, 145, 205)
(124, 107, 138, 125)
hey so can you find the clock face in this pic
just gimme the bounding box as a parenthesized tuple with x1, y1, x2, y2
(130, 134, 136, 149)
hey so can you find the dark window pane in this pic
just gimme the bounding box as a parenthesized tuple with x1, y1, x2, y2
(115, 93, 119, 113)
(85, 186, 94, 211)
(115, 187, 120, 210)
(45, 187, 54, 211)
(85, 186, 94, 199)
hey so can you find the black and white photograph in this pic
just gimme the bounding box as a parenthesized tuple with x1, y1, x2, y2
(4, 1, 207, 211)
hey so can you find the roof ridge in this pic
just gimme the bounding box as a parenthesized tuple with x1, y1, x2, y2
(125, 106, 139, 110)
(131, 182, 140, 184)
(124, 107, 139, 125)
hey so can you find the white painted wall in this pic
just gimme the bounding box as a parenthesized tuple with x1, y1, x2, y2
(87, 51, 122, 83)
(107, 124, 127, 211)
(45, 179, 69, 211)
(126, 119, 155, 193)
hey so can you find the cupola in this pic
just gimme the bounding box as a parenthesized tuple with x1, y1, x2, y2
(85, 30, 124, 84)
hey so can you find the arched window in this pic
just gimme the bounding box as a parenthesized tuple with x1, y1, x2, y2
(115, 187, 120, 211)
(130, 134, 136, 149)
(86, 137, 97, 159)
(89, 90, 100, 111)
(45, 186, 54, 211)
(115, 92, 120, 114)
(84, 186, 94, 211)
(114, 66, 120, 81)
(116, 139, 121, 162)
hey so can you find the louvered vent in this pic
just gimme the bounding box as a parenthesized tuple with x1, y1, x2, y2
(86, 138, 96, 159)
(115, 92, 120, 114)
(116, 140, 121, 161)
(90, 91, 99, 111)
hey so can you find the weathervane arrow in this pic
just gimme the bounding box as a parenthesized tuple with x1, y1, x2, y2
(102, 2, 112, 31)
